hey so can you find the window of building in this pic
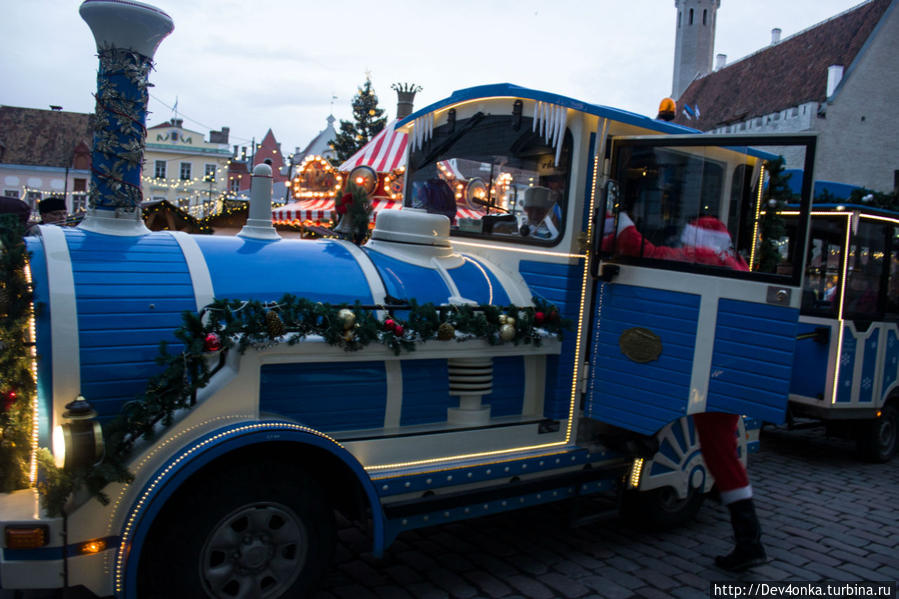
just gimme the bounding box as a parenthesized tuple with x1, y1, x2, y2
(73, 178, 87, 192)
(3, 189, 19, 199)
(71, 193, 88, 213)
(205, 164, 217, 181)
(25, 191, 42, 209)
(230, 177, 240, 193)
(180, 162, 192, 180)
(155, 161, 166, 179)
(689, 8, 694, 25)
(702, 9, 707, 25)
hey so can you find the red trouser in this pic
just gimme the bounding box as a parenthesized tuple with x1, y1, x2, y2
(693, 412, 749, 494)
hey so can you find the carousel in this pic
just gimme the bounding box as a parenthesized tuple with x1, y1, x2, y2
(272, 119, 493, 233)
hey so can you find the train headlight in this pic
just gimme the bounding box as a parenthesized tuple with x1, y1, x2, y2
(53, 396, 104, 470)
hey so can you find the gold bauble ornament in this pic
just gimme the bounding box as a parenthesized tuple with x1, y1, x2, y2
(338, 308, 355, 330)
(343, 329, 354, 342)
(500, 323, 516, 341)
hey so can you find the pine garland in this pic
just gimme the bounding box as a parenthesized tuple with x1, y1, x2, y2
(0, 215, 36, 493)
(37, 294, 568, 516)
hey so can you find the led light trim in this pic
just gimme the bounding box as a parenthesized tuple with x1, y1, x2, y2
(749, 163, 766, 271)
(628, 458, 645, 489)
(830, 213, 854, 405)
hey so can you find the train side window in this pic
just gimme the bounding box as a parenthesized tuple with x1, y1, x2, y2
(844, 221, 886, 320)
(601, 142, 809, 281)
(801, 218, 844, 317)
(885, 226, 899, 320)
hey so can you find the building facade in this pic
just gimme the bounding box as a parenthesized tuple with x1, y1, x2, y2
(0, 106, 94, 219)
(143, 118, 232, 218)
(674, 0, 898, 193)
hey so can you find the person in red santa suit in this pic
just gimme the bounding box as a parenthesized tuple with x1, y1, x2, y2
(604, 211, 767, 572)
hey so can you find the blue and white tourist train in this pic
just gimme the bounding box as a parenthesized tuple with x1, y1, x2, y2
(0, 1, 832, 597)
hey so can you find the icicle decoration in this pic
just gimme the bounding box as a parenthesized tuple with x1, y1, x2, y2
(410, 112, 435, 153)
(533, 101, 568, 167)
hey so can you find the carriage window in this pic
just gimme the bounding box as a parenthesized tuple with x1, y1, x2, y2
(801, 217, 844, 317)
(405, 114, 572, 246)
(844, 221, 887, 320)
(603, 141, 808, 280)
(886, 226, 899, 320)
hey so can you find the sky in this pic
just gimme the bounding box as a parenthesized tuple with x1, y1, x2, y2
(3, 0, 865, 159)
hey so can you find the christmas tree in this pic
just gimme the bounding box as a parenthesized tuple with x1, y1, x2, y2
(330, 75, 387, 165)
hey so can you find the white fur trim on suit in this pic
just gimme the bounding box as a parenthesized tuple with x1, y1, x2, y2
(680, 223, 732, 253)
(720, 484, 753, 505)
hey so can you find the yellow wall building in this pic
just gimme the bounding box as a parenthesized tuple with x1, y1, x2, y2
(143, 118, 232, 218)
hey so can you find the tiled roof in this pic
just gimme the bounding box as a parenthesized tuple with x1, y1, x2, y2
(0, 106, 94, 167)
(674, 0, 892, 129)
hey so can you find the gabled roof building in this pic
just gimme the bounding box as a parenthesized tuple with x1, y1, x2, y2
(0, 106, 94, 215)
(673, 0, 898, 193)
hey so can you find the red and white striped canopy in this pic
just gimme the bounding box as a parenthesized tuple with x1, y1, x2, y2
(272, 199, 333, 223)
(339, 120, 407, 173)
(272, 198, 403, 225)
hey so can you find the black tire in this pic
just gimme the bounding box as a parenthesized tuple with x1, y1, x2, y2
(138, 460, 335, 599)
(856, 403, 898, 463)
(619, 485, 705, 530)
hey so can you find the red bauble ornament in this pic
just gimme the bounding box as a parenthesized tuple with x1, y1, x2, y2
(393, 324, 404, 337)
(384, 318, 396, 330)
(204, 333, 222, 352)
(534, 311, 545, 325)
(2, 391, 17, 412)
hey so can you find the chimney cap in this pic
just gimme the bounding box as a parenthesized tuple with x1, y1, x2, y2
(771, 27, 782, 44)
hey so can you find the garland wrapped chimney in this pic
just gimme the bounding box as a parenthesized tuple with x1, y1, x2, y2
(391, 82, 422, 120)
(78, 0, 174, 235)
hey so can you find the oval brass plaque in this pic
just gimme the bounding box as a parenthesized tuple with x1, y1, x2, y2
(618, 327, 662, 363)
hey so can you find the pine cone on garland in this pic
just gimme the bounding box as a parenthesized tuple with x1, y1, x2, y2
(265, 310, 285, 339)
(437, 322, 455, 341)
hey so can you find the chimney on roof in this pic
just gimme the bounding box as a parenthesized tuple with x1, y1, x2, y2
(771, 28, 782, 44)
(233, 145, 238, 157)
(715, 53, 727, 70)
(171, 118, 183, 128)
(209, 126, 230, 144)
(827, 65, 844, 98)
(392, 82, 422, 120)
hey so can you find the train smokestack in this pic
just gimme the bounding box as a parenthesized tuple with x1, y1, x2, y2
(78, 0, 174, 235)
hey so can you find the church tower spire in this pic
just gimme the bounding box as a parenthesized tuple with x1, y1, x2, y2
(672, 0, 720, 99)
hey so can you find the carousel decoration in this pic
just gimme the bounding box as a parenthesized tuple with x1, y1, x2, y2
(291, 155, 343, 200)
(383, 166, 406, 201)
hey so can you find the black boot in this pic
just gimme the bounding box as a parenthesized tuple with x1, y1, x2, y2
(716, 498, 768, 572)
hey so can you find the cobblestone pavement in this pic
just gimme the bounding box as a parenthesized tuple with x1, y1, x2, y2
(312, 427, 899, 599)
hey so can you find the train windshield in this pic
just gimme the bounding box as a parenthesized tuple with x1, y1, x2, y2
(404, 113, 573, 246)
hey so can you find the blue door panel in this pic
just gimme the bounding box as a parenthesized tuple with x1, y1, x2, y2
(705, 298, 798, 423)
(587, 283, 699, 435)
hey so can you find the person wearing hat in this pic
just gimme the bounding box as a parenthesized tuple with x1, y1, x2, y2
(0, 195, 32, 229)
(520, 186, 560, 240)
(38, 196, 68, 225)
(603, 211, 767, 572)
